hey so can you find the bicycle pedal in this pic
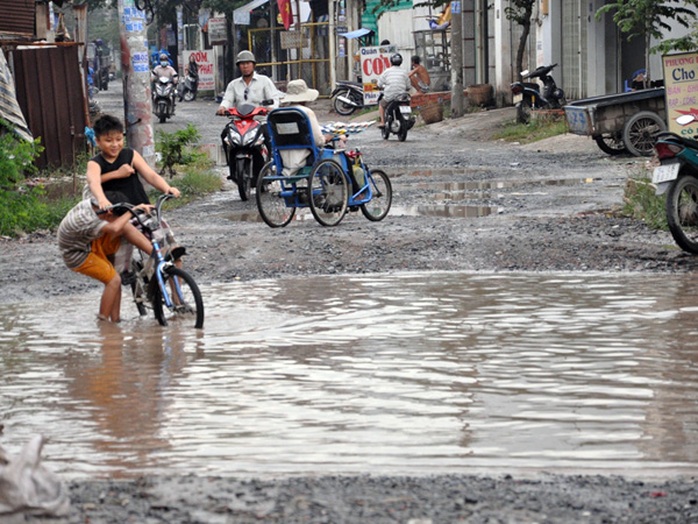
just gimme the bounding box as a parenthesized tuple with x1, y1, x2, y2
(120, 271, 136, 286)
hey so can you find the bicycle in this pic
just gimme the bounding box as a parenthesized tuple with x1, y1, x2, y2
(256, 107, 393, 228)
(106, 194, 204, 329)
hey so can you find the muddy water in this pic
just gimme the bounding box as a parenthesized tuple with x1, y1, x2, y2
(2, 271, 698, 480)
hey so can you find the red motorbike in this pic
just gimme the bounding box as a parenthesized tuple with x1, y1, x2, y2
(221, 103, 270, 201)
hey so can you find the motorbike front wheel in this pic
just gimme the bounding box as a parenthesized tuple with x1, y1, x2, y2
(333, 89, 358, 116)
(183, 89, 196, 102)
(381, 118, 390, 140)
(236, 158, 252, 201)
(667, 174, 698, 254)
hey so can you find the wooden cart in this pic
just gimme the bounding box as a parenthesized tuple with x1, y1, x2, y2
(563, 88, 666, 156)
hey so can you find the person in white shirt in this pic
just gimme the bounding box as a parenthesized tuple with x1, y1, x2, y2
(151, 53, 178, 113)
(215, 50, 281, 114)
(377, 53, 410, 128)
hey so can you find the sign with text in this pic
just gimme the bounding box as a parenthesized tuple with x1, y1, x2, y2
(359, 45, 396, 106)
(662, 52, 698, 136)
(183, 49, 215, 92)
(208, 17, 227, 45)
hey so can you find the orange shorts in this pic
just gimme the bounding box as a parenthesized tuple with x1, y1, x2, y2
(73, 234, 123, 284)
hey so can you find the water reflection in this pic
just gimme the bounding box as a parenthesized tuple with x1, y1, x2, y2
(2, 272, 698, 479)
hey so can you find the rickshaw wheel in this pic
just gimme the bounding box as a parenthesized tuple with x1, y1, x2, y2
(308, 159, 349, 227)
(256, 162, 296, 228)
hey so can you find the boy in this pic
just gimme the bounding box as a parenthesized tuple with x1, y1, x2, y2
(85, 114, 180, 210)
(57, 197, 152, 323)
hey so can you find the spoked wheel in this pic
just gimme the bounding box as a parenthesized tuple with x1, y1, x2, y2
(237, 158, 252, 201)
(594, 133, 627, 155)
(666, 174, 698, 254)
(256, 161, 296, 228)
(130, 258, 148, 316)
(361, 169, 392, 222)
(308, 159, 349, 227)
(516, 100, 532, 124)
(333, 89, 357, 116)
(622, 111, 666, 157)
(152, 267, 204, 329)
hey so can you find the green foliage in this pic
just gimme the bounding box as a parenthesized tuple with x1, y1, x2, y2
(0, 186, 78, 237)
(492, 114, 568, 143)
(0, 120, 44, 190)
(155, 124, 203, 178)
(621, 174, 668, 229)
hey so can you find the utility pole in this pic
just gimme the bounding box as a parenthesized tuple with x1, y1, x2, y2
(450, 0, 464, 118)
(117, 0, 156, 164)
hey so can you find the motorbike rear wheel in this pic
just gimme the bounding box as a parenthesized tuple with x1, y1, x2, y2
(397, 117, 408, 142)
(256, 162, 296, 228)
(333, 89, 358, 116)
(308, 159, 349, 227)
(666, 173, 698, 254)
(516, 100, 532, 125)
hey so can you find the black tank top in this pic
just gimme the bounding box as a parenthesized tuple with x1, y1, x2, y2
(91, 148, 150, 205)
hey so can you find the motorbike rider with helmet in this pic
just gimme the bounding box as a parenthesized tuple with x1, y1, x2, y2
(152, 53, 179, 114)
(377, 53, 411, 129)
(215, 50, 281, 115)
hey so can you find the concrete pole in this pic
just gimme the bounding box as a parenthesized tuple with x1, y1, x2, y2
(117, 0, 156, 164)
(450, 0, 465, 118)
(328, 0, 336, 89)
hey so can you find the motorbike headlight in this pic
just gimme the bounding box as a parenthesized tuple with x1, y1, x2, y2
(225, 130, 242, 146)
(243, 131, 263, 147)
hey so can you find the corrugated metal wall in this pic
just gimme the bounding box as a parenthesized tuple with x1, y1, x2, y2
(0, 0, 35, 37)
(11, 46, 87, 169)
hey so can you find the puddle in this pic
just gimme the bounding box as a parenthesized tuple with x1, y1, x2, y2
(3, 271, 698, 480)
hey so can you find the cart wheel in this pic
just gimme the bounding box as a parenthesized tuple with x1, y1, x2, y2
(256, 161, 296, 228)
(594, 133, 628, 156)
(308, 159, 348, 227)
(622, 111, 666, 157)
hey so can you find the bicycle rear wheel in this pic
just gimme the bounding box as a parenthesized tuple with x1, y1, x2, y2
(256, 161, 296, 228)
(361, 169, 392, 221)
(308, 159, 348, 227)
(152, 267, 204, 328)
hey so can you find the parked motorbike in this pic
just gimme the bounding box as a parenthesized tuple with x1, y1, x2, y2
(652, 114, 698, 253)
(179, 71, 199, 102)
(221, 102, 271, 201)
(152, 76, 176, 123)
(331, 81, 364, 116)
(380, 92, 415, 142)
(510, 63, 567, 124)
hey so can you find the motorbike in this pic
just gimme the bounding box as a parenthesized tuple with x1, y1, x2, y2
(331, 81, 364, 116)
(221, 102, 271, 201)
(380, 92, 415, 142)
(152, 75, 176, 123)
(652, 113, 698, 253)
(510, 63, 567, 124)
(179, 71, 199, 102)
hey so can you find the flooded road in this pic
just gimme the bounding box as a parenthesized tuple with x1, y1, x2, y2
(2, 271, 698, 480)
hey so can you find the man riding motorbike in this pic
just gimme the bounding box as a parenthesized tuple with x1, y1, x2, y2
(151, 53, 178, 115)
(215, 51, 282, 185)
(377, 53, 411, 128)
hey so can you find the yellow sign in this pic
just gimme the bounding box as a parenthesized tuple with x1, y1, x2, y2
(662, 51, 698, 136)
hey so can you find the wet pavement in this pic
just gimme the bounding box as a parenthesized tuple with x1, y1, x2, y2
(3, 271, 698, 480)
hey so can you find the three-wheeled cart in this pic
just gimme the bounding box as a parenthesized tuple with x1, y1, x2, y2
(563, 88, 666, 156)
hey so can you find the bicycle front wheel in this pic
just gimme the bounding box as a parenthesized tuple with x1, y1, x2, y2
(361, 169, 392, 221)
(256, 161, 296, 228)
(308, 159, 348, 227)
(152, 267, 204, 328)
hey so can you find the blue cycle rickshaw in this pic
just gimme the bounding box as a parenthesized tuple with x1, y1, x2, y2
(255, 107, 393, 227)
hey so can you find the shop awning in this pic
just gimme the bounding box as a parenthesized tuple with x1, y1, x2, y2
(338, 28, 374, 40)
(234, 0, 268, 25)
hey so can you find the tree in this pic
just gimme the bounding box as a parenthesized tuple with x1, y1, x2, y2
(504, 0, 535, 81)
(596, 0, 698, 85)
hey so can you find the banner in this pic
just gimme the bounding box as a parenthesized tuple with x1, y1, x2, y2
(183, 50, 215, 92)
(359, 44, 395, 106)
(663, 52, 698, 136)
(278, 0, 292, 30)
